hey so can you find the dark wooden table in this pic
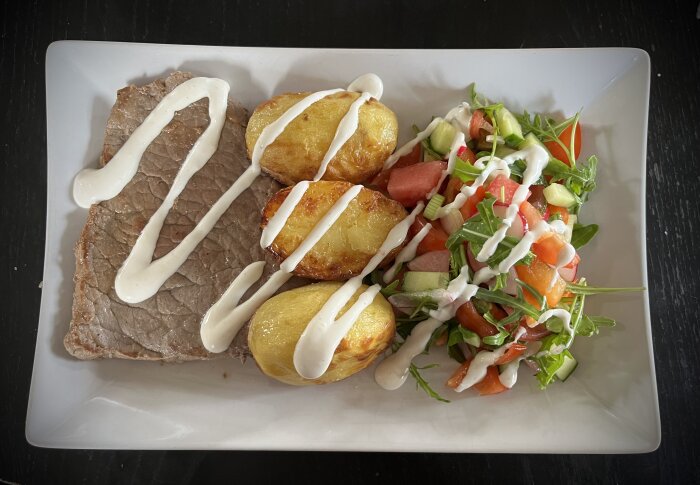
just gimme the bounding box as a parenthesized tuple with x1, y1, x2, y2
(2, 0, 699, 483)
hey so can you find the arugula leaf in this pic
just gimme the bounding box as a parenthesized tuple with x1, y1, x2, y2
(469, 84, 503, 112)
(475, 288, 541, 319)
(447, 197, 536, 268)
(380, 279, 401, 297)
(544, 155, 598, 213)
(533, 334, 573, 388)
(565, 283, 646, 295)
(448, 324, 481, 348)
(409, 363, 450, 403)
(448, 343, 467, 363)
(510, 159, 546, 185)
(453, 157, 482, 183)
(517, 110, 581, 168)
(577, 315, 616, 337)
(483, 328, 510, 346)
(570, 223, 599, 249)
(449, 243, 467, 280)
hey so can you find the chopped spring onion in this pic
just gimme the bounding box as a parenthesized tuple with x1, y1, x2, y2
(423, 194, 445, 220)
(441, 209, 464, 235)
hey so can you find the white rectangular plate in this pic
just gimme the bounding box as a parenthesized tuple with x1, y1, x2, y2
(28, 42, 659, 452)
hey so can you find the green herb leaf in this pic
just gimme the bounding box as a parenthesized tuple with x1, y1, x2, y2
(447, 197, 535, 268)
(449, 243, 467, 280)
(577, 315, 616, 337)
(380, 279, 401, 297)
(448, 325, 481, 348)
(570, 223, 599, 249)
(483, 328, 510, 346)
(475, 288, 541, 319)
(565, 283, 646, 295)
(409, 363, 450, 403)
(453, 157, 482, 183)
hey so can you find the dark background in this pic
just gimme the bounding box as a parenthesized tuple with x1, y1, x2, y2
(2, 0, 699, 483)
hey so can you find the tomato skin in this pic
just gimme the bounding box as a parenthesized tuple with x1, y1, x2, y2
(370, 143, 421, 190)
(387, 161, 446, 207)
(519, 200, 544, 228)
(410, 215, 449, 255)
(446, 360, 471, 389)
(456, 301, 498, 338)
(444, 176, 464, 204)
(473, 366, 508, 395)
(545, 123, 582, 166)
(487, 174, 526, 206)
(547, 204, 570, 225)
(457, 145, 477, 164)
(528, 185, 550, 219)
(515, 258, 567, 308)
(470, 110, 486, 141)
(459, 185, 486, 220)
(494, 344, 527, 365)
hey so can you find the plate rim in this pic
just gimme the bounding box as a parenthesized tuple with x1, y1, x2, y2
(27, 41, 659, 452)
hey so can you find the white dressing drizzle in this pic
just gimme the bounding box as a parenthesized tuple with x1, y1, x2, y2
(73, 77, 230, 208)
(375, 265, 479, 390)
(382, 223, 432, 283)
(375, 132, 577, 394)
(293, 204, 424, 379)
(382, 118, 443, 170)
(498, 340, 542, 389)
(202, 74, 394, 357)
(200, 183, 363, 352)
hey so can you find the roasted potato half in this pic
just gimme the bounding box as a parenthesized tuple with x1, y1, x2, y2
(248, 281, 395, 385)
(262, 181, 408, 280)
(246, 91, 398, 185)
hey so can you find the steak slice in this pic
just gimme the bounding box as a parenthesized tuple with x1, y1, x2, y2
(65, 71, 283, 362)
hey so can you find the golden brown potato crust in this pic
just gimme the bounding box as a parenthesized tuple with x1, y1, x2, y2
(246, 91, 398, 185)
(261, 181, 408, 280)
(248, 281, 395, 386)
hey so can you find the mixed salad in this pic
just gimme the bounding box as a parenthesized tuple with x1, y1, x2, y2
(368, 86, 641, 401)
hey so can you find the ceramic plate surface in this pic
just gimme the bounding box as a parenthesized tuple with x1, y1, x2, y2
(27, 42, 659, 452)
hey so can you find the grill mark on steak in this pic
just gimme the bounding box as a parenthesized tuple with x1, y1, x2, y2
(65, 71, 290, 362)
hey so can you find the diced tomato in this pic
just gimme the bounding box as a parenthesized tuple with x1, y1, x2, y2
(532, 232, 579, 268)
(456, 301, 498, 338)
(446, 360, 471, 389)
(494, 343, 527, 365)
(515, 258, 567, 308)
(519, 200, 544, 228)
(407, 250, 450, 273)
(370, 144, 422, 191)
(434, 330, 448, 346)
(489, 304, 508, 321)
(487, 174, 529, 206)
(548, 204, 570, 225)
(387, 161, 446, 207)
(444, 176, 464, 204)
(528, 185, 550, 219)
(470, 109, 486, 141)
(410, 215, 449, 255)
(473, 366, 508, 395)
(532, 233, 565, 266)
(459, 185, 486, 220)
(457, 145, 477, 164)
(545, 122, 582, 166)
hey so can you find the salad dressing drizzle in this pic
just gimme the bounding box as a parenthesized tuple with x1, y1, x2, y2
(72, 73, 580, 392)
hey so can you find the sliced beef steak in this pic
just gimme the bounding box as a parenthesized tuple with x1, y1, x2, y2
(66, 71, 283, 361)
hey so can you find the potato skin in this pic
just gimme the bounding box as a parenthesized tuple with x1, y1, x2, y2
(246, 91, 398, 185)
(262, 181, 408, 280)
(248, 282, 395, 386)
